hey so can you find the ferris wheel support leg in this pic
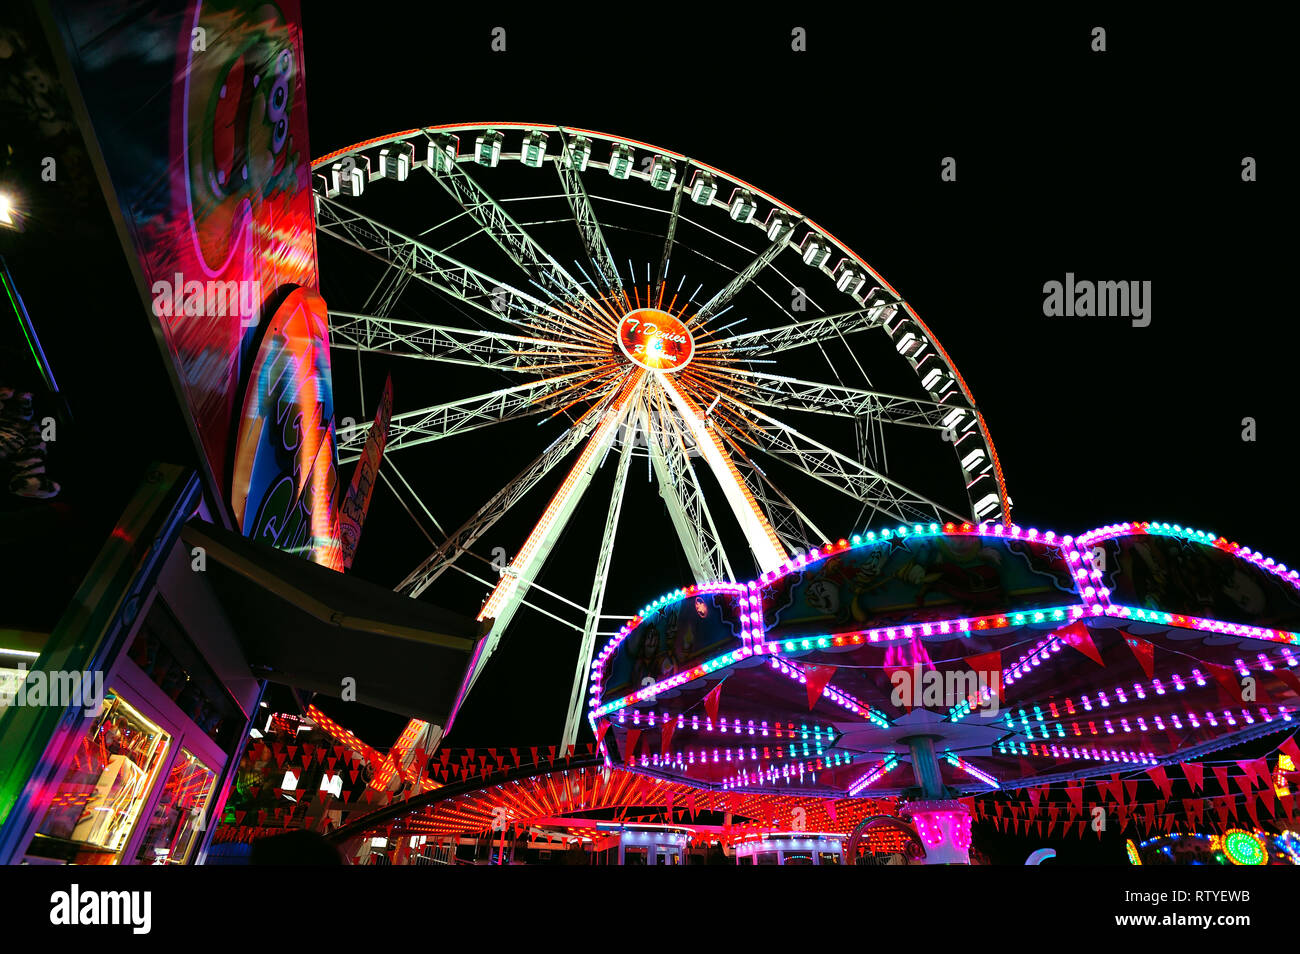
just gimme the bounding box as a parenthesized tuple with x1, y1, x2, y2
(660, 378, 787, 574)
(455, 376, 646, 714)
(560, 428, 636, 752)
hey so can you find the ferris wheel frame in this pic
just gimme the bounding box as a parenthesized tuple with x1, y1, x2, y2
(310, 123, 1012, 746)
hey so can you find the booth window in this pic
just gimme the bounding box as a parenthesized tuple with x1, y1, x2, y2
(29, 691, 171, 863)
(126, 598, 242, 748)
(132, 749, 216, 865)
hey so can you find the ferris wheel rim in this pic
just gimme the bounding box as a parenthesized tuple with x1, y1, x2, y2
(312, 121, 1011, 526)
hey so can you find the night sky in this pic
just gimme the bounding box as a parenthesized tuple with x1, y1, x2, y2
(295, 10, 1287, 747)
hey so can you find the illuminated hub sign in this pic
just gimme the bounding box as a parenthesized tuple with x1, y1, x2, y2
(617, 309, 693, 372)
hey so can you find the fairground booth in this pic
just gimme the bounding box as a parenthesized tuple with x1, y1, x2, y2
(0, 0, 473, 865)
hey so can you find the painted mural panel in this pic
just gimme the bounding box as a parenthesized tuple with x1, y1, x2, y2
(765, 535, 1076, 637)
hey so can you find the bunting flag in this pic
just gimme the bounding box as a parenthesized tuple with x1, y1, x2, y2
(803, 665, 837, 709)
(661, 715, 677, 755)
(1056, 620, 1103, 666)
(964, 650, 1003, 702)
(1065, 784, 1083, 817)
(1182, 761, 1204, 792)
(624, 729, 642, 764)
(1280, 735, 1300, 768)
(1206, 664, 1245, 705)
(704, 683, 723, 724)
(1237, 759, 1267, 792)
(1233, 773, 1255, 800)
(1124, 636, 1155, 679)
(595, 720, 611, 751)
(1213, 764, 1230, 795)
(1145, 766, 1172, 799)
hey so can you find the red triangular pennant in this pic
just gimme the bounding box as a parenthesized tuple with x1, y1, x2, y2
(1057, 620, 1103, 667)
(965, 650, 1003, 702)
(1125, 636, 1155, 679)
(803, 665, 837, 709)
(660, 715, 677, 755)
(704, 683, 723, 724)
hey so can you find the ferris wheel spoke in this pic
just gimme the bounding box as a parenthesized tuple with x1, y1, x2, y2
(561, 422, 637, 752)
(461, 374, 647, 700)
(654, 166, 687, 292)
(427, 148, 603, 312)
(316, 195, 579, 334)
(691, 217, 800, 326)
(643, 389, 734, 584)
(714, 297, 900, 357)
(722, 401, 968, 525)
(337, 372, 596, 464)
(730, 369, 968, 426)
(397, 371, 637, 597)
(554, 126, 623, 296)
(730, 451, 830, 555)
(329, 311, 576, 370)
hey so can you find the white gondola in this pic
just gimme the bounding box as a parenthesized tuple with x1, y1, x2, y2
(563, 135, 592, 171)
(521, 130, 549, 168)
(832, 259, 867, 296)
(649, 155, 677, 190)
(475, 129, 504, 167)
(728, 188, 756, 223)
(379, 142, 415, 181)
(331, 155, 368, 196)
(799, 233, 831, 267)
(608, 143, 633, 179)
(765, 210, 794, 243)
(427, 133, 459, 173)
(689, 171, 716, 205)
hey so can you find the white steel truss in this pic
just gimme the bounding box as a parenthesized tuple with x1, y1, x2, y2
(424, 150, 598, 312)
(396, 381, 628, 597)
(561, 421, 637, 751)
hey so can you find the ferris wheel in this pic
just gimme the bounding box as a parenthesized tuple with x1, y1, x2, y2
(310, 124, 1011, 746)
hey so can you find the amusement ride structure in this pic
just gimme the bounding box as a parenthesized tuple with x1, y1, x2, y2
(219, 124, 1300, 864)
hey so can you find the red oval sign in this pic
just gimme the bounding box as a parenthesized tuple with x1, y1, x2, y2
(617, 309, 694, 372)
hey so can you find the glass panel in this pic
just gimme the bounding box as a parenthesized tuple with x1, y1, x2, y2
(783, 852, 814, 865)
(819, 851, 841, 865)
(756, 851, 779, 865)
(127, 599, 242, 748)
(133, 749, 216, 865)
(30, 690, 171, 864)
(624, 846, 648, 866)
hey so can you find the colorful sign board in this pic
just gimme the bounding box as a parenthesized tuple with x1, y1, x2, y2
(53, 0, 321, 509)
(617, 309, 694, 372)
(338, 374, 393, 571)
(230, 287, 342, 569)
